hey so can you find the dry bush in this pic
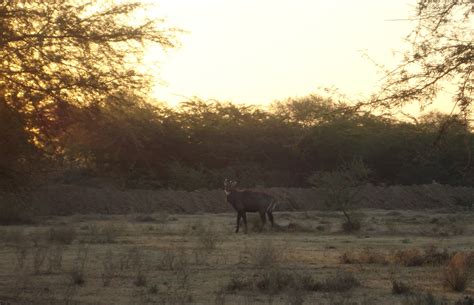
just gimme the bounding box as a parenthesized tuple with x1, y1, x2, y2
(340, 247, 388, 265)
(423, 245, 451, 266)
(393, 246, 451, 267)
(443, 252, 473, 292)
(48, 225, 77, 244)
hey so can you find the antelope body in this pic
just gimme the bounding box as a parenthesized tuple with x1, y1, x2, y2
(224, 179, 276, 233)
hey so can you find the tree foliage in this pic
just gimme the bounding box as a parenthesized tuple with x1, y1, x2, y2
(0, 0, 175, 141)
(374, 0, 472, 115)
(0, 0, 176, 186)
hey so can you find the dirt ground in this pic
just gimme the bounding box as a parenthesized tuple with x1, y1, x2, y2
(0, 209, 473, 305)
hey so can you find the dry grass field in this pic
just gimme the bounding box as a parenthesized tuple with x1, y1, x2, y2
(0, 209, 473, 305)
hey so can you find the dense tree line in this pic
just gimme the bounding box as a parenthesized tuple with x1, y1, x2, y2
(3, 93, 473, 190)
(1, 0, 471, 191)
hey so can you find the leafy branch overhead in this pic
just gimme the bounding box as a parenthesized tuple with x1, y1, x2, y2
(0, 0, 177, 126)
(373, 0, 472, 115)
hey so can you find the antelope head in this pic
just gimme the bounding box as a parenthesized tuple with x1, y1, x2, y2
(224, 178, 237, 196)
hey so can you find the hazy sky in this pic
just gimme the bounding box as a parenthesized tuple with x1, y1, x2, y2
(146, 1, 419, 108)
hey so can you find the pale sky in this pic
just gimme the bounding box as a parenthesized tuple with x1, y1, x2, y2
(145, 1, 425, 109)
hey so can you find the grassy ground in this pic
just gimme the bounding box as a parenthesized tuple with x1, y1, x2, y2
(0, 209, 473, 305)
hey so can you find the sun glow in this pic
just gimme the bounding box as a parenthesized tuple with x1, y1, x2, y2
(143, 1, 452, 113)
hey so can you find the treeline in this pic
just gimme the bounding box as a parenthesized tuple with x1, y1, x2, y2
(1, 94, 473, 190)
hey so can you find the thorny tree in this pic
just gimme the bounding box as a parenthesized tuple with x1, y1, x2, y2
(0, 0, 176, 143)
(373, 0, 473, 119)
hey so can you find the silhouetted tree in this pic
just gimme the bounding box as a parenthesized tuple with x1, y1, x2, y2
(0, 0, 176, 145)
(373, 0, 472, 115)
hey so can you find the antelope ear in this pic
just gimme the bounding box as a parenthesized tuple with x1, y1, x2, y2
(231, 181, 237, 188)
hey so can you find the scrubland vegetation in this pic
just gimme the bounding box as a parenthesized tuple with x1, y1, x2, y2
(0, 210, 473, 304)
(1, 1, 473, 304)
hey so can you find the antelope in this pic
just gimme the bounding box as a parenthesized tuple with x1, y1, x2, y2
(224, 179, 277, 233)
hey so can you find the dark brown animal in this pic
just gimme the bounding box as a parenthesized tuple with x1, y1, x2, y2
(224, 179, 276, 233)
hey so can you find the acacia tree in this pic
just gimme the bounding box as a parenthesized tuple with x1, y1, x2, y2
(373, 0, 472, 116)
(0, 0, 176, 144)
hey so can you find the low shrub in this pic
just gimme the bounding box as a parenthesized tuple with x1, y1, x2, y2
(443, 252, 473, 292)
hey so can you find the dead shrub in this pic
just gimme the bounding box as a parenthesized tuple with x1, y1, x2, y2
(393, 246, 451, 267)
(443, 252, 473, 292)
(48, 225, 76, 244)
(423, 245, 451, 266)
(340, 248, 388, 265)
(394, 249, 425, 267)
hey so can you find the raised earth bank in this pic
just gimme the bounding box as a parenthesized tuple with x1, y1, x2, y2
(2, 183, 473, 215)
